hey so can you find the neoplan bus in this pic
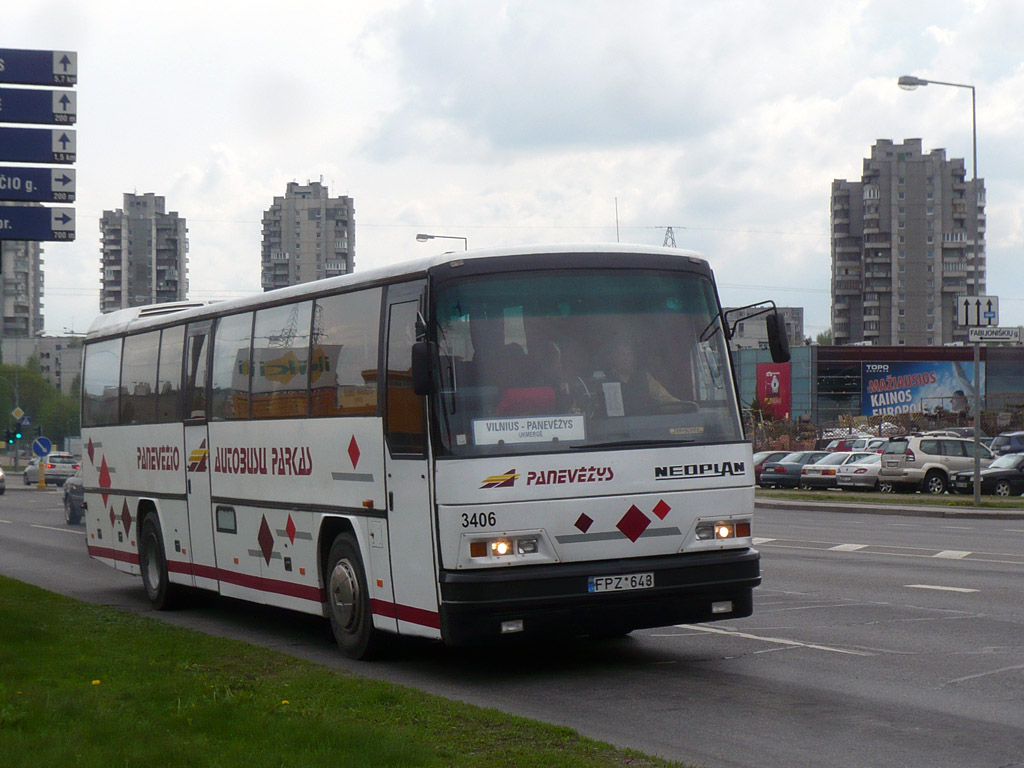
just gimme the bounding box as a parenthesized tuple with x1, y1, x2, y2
(81, 244, 790, 659)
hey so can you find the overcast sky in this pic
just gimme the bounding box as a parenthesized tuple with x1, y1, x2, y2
(7, 0, 1024, 338)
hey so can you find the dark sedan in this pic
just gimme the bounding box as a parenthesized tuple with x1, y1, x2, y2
(759, 450, 831, 489)
(951, 453, 1024, 496)
(63, 467, 86, 525)
(753, 450, 790, 485)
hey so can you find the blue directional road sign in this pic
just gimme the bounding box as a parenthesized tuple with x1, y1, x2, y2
(0, 86, 76, 125)
(0, 126, 75, 164)
(0, 49, 77, 86)
(33, 436, 52, 458)
(0, 167, 75, 203)
(0, 205, 75, 241)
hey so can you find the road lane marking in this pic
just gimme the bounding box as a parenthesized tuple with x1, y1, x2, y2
(682, 624, 874, 656)
(934, 550, 971, 559)
(830, 543, 867, 552)
(944, 664, 1024, 687)
(752, 537, 776, 544)
(29, 524, 86, 536)
(905, 584, 978, 593)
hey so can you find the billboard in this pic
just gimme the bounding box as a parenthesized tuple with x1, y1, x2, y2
(756, 362, 791, 420)
(861, 361, 983, 417)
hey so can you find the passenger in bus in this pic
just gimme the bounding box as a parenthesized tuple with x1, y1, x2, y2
(605, 337, 680, 415)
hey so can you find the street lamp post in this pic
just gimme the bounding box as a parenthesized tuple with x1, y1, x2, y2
(415, 233, 468, 250)
(899, 73, 982, 504)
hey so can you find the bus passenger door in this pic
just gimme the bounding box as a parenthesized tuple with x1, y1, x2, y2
(383, 284, 439, 639)
(182, 323, 219, 591)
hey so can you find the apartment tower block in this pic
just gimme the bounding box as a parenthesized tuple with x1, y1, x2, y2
(261, 181, 355, 291)
(831, 139, 986, 346)
(99, 193, 189, 312)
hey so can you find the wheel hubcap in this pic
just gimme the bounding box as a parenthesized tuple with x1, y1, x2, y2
(329, 560, 360, 631)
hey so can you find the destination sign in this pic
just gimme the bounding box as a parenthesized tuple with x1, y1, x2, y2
(0, 167, 75, 203)
(0, 126, 75, 164)
(0, 86, 76, 125)
(968, 327, 1020, 344)
(0, 48, 77, 86)
(0, 205, 75, 241)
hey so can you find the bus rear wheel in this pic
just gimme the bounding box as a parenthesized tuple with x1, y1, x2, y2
(326, 533, 380, 659)
(139, 514, 180, 610)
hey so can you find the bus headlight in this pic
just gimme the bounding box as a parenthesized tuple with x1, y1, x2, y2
(695, 519, 751, 541)
(468, 535, 540, 559)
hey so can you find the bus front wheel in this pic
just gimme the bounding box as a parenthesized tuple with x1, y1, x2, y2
(139, 514, 180, 610)
(326, 533, 380, 659)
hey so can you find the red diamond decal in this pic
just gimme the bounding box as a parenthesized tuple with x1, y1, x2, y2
(652, 500, 671, 520)
(98, 456, 111, 507)
(87, 438, 95, 464)
(121, 500, 132, 536)
(347, 436, 360, 468)
(575, 513, 593, 533)
(616, 505, 651, 543)
(285, 514, 297, 545)
(257, 516, 274, 565)
(109, 505, 116, 528)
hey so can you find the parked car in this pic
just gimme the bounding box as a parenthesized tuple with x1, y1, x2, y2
(23, 453, 81, 486)
(823, 435, 873, 452)
(759, 451, 831, 489)
(63, 467, 86, 524)
(879, 435, 993, 494)
(951, 453, 1024, 496)
(753, 450, 791, 485)
(989, 431, 1024, 457)
(800, 451, 876, 489)
(836, 453, 891, 493)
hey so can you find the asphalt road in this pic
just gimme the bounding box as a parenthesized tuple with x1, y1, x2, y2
(2, 487, 1023, 768)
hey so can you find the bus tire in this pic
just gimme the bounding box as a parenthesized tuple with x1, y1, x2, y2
(326, 533, 380, 659)
(139, 514, 179, 610)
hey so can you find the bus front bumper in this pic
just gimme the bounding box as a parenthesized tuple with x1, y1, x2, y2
(438, 548, 760, 646)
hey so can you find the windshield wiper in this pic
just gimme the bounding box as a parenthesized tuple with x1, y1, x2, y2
(570, 438, 695, 450)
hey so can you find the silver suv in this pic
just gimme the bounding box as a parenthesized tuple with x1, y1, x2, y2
(880, 436, 993, 494)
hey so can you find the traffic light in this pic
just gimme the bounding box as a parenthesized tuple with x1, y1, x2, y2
(4, 429, 11, 445)
(35, 426, 41, 437)
(14, 427, 22, 441)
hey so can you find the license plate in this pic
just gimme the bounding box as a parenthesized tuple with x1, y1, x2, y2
(588, 572, 654, 593)
(885, 460, 899, 467)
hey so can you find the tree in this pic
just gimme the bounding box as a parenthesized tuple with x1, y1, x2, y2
(815, 329, 833, 346)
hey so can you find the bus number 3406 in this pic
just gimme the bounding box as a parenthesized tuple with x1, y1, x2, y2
(462, 512, 497, 528)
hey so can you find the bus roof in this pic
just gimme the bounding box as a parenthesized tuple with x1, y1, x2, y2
(86, 243, 708, 340)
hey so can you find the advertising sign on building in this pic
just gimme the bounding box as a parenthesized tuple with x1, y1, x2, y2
(756, 362, 791, 420)
(861, 361, 984, 417)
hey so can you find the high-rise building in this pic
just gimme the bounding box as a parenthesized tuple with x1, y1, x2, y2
(99, 193, 189, 313)
(1, 239, 44, 337)
(831, 139, 986, 346)
(261, 181, 355, 291)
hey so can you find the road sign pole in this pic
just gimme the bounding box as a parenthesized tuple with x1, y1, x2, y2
(973, 342, 981, 506)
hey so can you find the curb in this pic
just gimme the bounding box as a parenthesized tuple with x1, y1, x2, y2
(754, 497, 1024, 521)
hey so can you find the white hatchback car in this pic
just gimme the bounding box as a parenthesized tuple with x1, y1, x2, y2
(23, 453, 81, 486)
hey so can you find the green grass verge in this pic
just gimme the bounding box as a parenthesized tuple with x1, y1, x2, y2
(755, 487, 1024, 509)
(0, 576, 683, 768)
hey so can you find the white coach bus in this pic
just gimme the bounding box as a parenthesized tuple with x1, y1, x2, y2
(82, 244, 789, 658)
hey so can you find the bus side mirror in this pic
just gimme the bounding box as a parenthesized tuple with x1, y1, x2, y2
(766, 312, 791, 363)
(411, 341, 437, 396)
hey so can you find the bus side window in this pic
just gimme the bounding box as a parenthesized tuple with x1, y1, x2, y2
(185, 325, 211, 421)
(120, 331, 160, 425)
(385, 300, 426, 454)
(156, 326, 185, 423)
(82, 338, 123, 427)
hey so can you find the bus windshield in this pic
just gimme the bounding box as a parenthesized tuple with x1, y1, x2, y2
(432, 269, 742, 456)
